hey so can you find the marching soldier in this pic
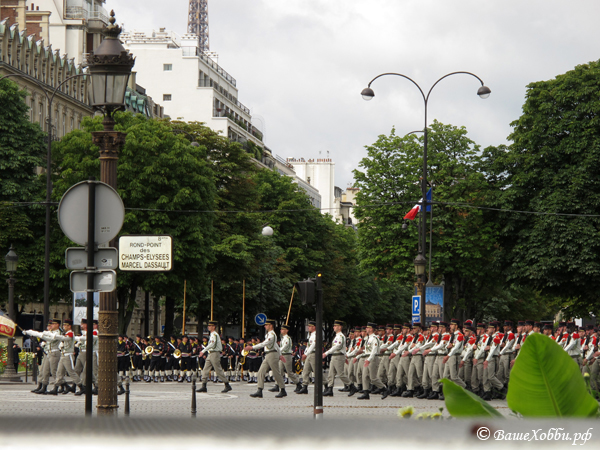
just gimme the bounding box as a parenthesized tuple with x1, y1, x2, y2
(25, 319, 62, 395)
(279, 324, 301, 390)
(131, 335, 145, 382)
(459, 324, 476, 392)
(471, 323, 487, 395)
(564, 323, 583, 366)
(117, 334, 129, 384)
(165, 335, 178, 381)
(481, 321, 506, 400)
(442, 319, 466, 392)
(297, 320, 317, 394)
(341, 328, 356, 391)
(196, 321, 232, 394)
(357, 322, 386, 399)
(178, 335, 193, 382)
(417, 322, 439, 399)
(323, 320, 353, 396)
(73, 318, 95, 395)
(389, 323, 413, 397)
(51, 319, 83, 395)
(497, 320, 515, 387)
(246, 319, 288, 398)
(376, 324, 395, 387)
(346, 326, 363, 395)
(147, 336, 164, 382)
(425, 321, 449, 400)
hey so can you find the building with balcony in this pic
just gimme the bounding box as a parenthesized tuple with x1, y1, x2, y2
(17, 0, 109, 65)
(120, 28, 264, 147)
(334, 186, 358, 228)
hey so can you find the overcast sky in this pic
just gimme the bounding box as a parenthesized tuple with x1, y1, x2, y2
(105, 0, 600, 189)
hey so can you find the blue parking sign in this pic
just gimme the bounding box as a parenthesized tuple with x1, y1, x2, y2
(255, 313, 267, 326)
(412, 295, 421, 315)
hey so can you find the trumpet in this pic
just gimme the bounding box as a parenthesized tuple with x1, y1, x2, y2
(173, 349, 182, 359)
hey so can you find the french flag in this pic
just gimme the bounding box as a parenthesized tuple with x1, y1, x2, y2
(403, 188, 432, 220)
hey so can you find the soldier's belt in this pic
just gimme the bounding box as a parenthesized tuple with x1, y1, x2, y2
(265, 350, 277, 354)
(331, 353, 344, 356)
(50, 349, 61, 352)
(375, 354, 384, 357)
(425, 354, 436, 357)
(61, 352, 74, 356)
(182, 353, 190, 357)
(282, 353, 292, 355)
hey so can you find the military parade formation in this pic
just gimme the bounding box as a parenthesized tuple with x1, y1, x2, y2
(20, 317, 599, 402)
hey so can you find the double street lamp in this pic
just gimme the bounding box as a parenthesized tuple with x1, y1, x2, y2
(2, 246, 20, 381)
(361, 72, 490, 325)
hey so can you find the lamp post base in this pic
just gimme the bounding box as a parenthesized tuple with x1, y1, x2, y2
(0, 367, 22, 383)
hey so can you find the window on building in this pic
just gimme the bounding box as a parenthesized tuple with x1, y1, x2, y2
(163, 94, 172, 101)
(163, 64, 173, 71)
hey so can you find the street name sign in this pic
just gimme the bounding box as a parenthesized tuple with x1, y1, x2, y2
(119, 235, 173, 271)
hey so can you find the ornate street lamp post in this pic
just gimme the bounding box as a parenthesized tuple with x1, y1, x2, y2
(2, 246, 20, 381)
(86, 10, 135, 415)
(362, 72, 490, 325)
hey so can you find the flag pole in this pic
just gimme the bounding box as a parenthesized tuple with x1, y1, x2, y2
(210, 279, 214, 321)
(242, 280, 246, 339)
(285, 288, 295, 326)
(182, 280, 187, 335)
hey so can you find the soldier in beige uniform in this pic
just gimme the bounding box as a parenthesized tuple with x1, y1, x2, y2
(389, 323, 412, 397)
(25, 319, 62, 395)
(357, 322, 386, 400)
(346, 327, 363, 395)
(341, 329, 356, 389)
(51, 319, 82, 395)
(278, 324, 301, 391)
(73, 318, 96, 395)
(418, 322, 439, 399)
(297, 320, 317, 394)
(323, 320, 354, 396)
(376, 324, 395, 387)
(424, 321, 449, 399)
(442, 319, 466, 393)
(196, 321, 232, 394)
(247, 319, 288, 398)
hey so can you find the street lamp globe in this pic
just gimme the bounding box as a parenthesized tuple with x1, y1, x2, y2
(477, 85, 491, 99)
(87, 10, 135, 112)
(361, 87, 375, 101)
(413, 253, 427, 276)
(5, 245, 18, 273)
(262, 226, 274, 237)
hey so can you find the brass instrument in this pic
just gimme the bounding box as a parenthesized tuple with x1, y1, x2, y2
(228, 357, 233, 370)
(173, 349, 182, 359)
(145, 346, 154, 357)
(240, 349, 249, 365)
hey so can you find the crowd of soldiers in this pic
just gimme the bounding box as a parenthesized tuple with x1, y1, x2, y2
(21, 316, 599, 401)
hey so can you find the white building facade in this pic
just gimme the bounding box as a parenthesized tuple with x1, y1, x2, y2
(120, 29, 263, 147)
(287, 158, 335, 215)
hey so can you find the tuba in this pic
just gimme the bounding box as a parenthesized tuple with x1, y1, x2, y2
(173, 349, 182, 359)
(145, 346, 154, 358)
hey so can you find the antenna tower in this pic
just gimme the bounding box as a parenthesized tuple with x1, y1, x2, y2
(188, 0, 209, 52)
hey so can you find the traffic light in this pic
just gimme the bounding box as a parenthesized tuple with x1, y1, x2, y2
(295, 279, 315, 305)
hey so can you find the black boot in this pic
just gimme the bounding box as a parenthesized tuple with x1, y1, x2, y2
(275, 388, 287, 398)
(339, 384, 350, 392)
(371, 386, 384, 395)
(357, 390, 370, 400)
(416, 388, 430, 399)
(481, 390, 492, 401)
(390, 386, 401, 397)
(323, 386, 333, 397)
(268, 385, 280, 392)
(160, 376, 165, 382)
(31, 383, 43, 393)
(221, 383, 232, 393)
(117, 385, 126, 395)
(35, 384, 48, 395)
(74, 385, 86, 396)
(401, 389, 414, 398)
(381, 386, 392, 400)
(250, 388, 263, 398)
(196, 383, 208, 393)
(438, 390, 445, 401)
(427, 389, 439, 400)
(61, 384, 71, 395)
(348, 384, 358, 397)
(47, 386, 59, 396)
(57, 385, 64, 395)
(294, 382, 303, 393)
(296, 384, 308, 394)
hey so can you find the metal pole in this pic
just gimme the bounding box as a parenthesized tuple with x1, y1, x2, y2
(314, 272, 323, 419)
(191, 375, 197, 417)
(85, 179, 96, 415)
(210, 280, 213, 321)
(43, 105, 52, 330)
(144, 291, 150, 337)
(285, 288, 294, 326)
(420, 107, 428, 327)
(182, 280, 187, 335)
(124, 378, 130, 416)
(242, 280, 245, 339)
(3, 272, 20, 381)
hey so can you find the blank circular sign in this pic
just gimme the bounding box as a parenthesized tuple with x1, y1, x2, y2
(58, 181, 125, 246)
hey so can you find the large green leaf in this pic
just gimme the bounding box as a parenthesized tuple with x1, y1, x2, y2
(441, 378, 504, 418)
(507, 333, 598, 417)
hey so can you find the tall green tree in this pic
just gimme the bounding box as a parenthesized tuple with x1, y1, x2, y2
(482, 59, 600, 318)
(354, 121, 515, 321)
(0, 78, 46, 309)
(50, 113, 216, 335)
